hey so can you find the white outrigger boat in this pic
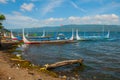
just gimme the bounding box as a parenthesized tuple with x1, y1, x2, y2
(69, 29, 88, 40)
(69, 29, 76, 40)
(11, 30, 18, 40)
(25, 30, 47, 39)
(3, 32, 7, 38)
(75, 29, 110, 41)
(23, 29, 75, 44)
(41, 30, 46, 37)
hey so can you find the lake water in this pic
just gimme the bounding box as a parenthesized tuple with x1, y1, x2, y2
(18, 32, 120, 80)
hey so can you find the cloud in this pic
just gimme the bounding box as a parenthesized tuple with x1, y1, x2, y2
(21, 3, 35, 11)
(70, 1, 86, 12)
(12, 0, 15, 3)
(43, 17, 65, 25)
(67, 14, 119, 25)
(0, 0, 16, 4)
(42, 0, 64, 15)
(3, 14, 120, 29)
(4, 14, 65, 28)
(12, 11, 21, 15)
(4, 14, 39, 28)
(0, 0, 7, 3)
(31, 0, 36, 1)
(88, 2, 120, 15)
(78, 0, 104, 3)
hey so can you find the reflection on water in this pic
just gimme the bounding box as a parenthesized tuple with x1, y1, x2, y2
(19, 32, 120, 80)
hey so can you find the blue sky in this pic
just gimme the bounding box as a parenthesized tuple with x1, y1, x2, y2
(0, 0, 120, 29)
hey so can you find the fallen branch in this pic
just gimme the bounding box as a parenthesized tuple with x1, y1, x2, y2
(44, 59, 83, 69)
(10, 58, 28, 62)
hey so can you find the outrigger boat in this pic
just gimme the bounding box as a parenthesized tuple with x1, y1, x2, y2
(69, 29, 76, 40)
(41, 30, 46, 37)
(23, 29, 75, 44)
(11, 30, 18, 40)
(76, 29, 87, 40)
(3, 32, 7, 38)
(69, 29, 87, 40)
(25, 30, 47, 40)
(76, 29, 110, 41)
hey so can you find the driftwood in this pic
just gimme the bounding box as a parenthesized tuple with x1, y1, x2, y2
(44, 59, 83, 69)
(10, 58, 28, 62)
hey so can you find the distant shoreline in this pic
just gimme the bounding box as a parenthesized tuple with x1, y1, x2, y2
(9, 24, 120, 32)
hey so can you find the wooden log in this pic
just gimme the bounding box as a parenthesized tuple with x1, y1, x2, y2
(10, 58, 28, 62)
(44, 59, 83, 69)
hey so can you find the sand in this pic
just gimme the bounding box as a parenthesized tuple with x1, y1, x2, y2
(0, 41, 64, 80)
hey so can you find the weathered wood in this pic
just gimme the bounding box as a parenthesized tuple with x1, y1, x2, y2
(10, 58, 28, 62)
(44, 59, 83, 69)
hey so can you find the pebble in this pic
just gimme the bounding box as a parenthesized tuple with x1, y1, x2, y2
(8, 77, 12, 80)
(17, 64, 20, 67)
(62, 75, 67, 79)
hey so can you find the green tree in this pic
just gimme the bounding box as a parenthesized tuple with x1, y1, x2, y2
(0, 14, 6, 47)
(0, 14, 6, 20)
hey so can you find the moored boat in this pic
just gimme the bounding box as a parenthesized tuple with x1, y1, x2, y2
(69, 29, 76, 40)
(23, 29, 75, 44)
(76, 29, 110, 41)
(11, 30, 18, 40)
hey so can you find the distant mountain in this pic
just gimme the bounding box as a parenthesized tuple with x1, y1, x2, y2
(61, 24, 120, 32)
(12, 24, 120, 32)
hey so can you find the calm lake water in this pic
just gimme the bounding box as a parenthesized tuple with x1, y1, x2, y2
(18, 32, 120, 80)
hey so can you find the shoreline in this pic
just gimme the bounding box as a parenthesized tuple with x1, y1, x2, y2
(0, 41, 65, 80)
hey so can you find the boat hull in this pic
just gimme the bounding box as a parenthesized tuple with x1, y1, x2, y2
(12, 38, 18, 40)
(24, 40, 75, 44)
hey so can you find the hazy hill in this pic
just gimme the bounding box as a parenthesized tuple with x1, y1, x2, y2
(12, 24, 120, 32)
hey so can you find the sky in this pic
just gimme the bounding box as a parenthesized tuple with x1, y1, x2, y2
(0, 0, 120, 29)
